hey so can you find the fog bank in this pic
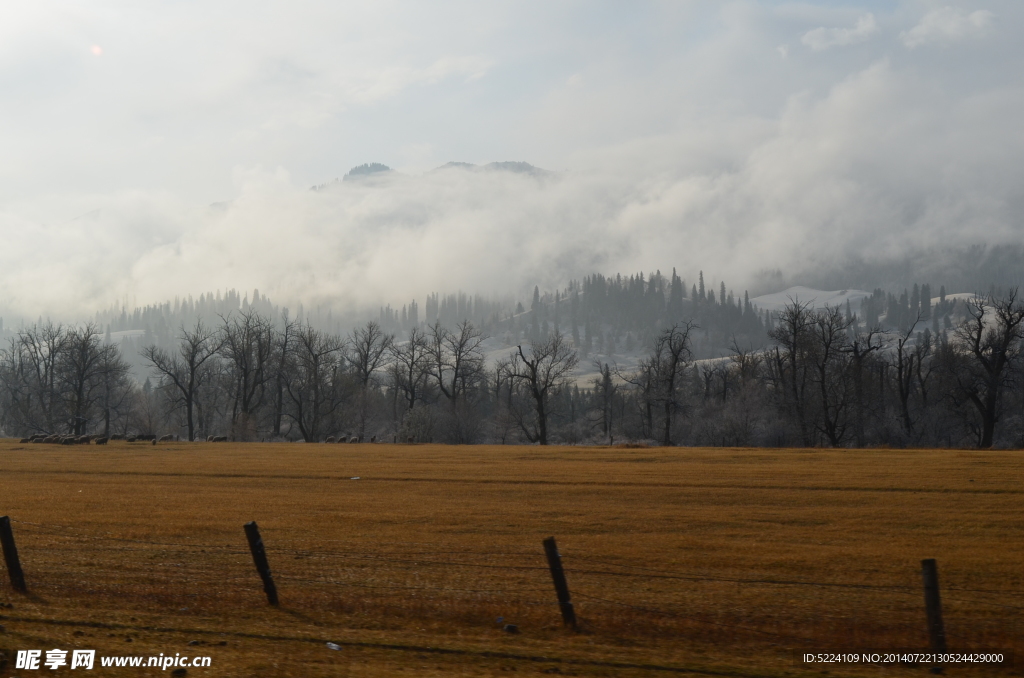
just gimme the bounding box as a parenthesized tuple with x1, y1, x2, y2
(1, 2, 1022, 319)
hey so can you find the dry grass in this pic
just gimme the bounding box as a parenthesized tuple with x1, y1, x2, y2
(0, 440, 1021, 677)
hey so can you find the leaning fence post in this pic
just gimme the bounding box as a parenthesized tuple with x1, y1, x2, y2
(542, 536, 577, 630)
(0, 516, 27, 592)
(244, 521, 278, 605)
(921, 558, 946, 672)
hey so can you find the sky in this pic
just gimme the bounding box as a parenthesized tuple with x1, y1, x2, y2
(0, 0, 1021, 318)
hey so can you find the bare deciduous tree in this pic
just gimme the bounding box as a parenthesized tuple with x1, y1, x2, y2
(61, 324, 131, 435)
(0, 322, 68, 434)
(271, 311, 297, 438)
(283, 324, 348, 442)
(618, 359, 657, 439)
(142, 320, 223, 442)
(810, 305, 853, 447)
(427, 320, 486, 408)
(219, 310, 275, 440)
(593, 361, 615, 443)
(952, 290, 1024, 448)
(349, 321, 394, 439)
(890, 314, 921, 435)
(95, 344, 134, 438)
(652, 321, 696, 446)
(508, 331, 579, 445)
(768, 300, 815, 446)
(846, 326, 884, 447)
(389, 327, 431, 413)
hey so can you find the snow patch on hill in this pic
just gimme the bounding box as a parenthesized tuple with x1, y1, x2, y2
(932, 292, 977, 305)
(750, 287, 872, 312)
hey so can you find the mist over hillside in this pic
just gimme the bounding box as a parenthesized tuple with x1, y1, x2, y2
(775, 244, 1024, 298)
(2, 143, 1022, 326)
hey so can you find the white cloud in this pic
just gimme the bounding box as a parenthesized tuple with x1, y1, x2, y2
(801, 13, 879, 51)
(901, 7, 994, 48)
(0, 2, 1022, 319)
(4, 58, 1021, 319)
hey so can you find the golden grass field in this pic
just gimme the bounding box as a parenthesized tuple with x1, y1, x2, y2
(0, 440, 1021, 677)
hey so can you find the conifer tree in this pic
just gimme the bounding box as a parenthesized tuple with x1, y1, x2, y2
(570, 290, 580, 346)
(554, 291, 561, 334)
(531, 286, 540, 339)
(668, 268, 684, 319)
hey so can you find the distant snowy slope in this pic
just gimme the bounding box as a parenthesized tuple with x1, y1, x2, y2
(933, 292, 978, 305)
(750, 286, 871, 312)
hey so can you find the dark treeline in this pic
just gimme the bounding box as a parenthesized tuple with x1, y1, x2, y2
(792, 244, 1024, 297)
(65, 268, 767, 379)
(0, 272, 1022, 449)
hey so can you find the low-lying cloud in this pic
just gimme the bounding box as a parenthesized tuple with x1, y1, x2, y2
(0, 2, 1021, 321)
(3, 58, 1021, 320)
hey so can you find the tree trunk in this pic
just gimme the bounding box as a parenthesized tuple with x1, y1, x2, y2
(980, 387, 998, 449)
(662, 399, 672, 446)
(273, 378, 284, 437)
(185, 395, 195, 442)
(535, 393, 548, 445)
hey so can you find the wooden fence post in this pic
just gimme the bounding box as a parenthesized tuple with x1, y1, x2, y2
(0, 516, 27, 592)
(543, 536, 577, 630)
(244, 521, 278, 605)
(921, 558, 946, 672)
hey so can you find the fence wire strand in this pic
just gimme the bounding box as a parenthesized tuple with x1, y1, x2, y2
(5, 517, 1019, 644)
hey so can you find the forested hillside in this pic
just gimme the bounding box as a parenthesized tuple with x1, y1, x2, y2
(0, 269, 1021, 449)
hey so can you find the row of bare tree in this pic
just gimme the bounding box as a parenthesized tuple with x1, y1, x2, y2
(530, 292, 1023, 449)
(1, 291, 1021, 448)
(620, 292, 1024, 449)
(0, 310, 584, 444)
(747, 292, 1024, 448)
(0, 323, 133, 437)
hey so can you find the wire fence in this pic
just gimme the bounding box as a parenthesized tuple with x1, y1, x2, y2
(1, 517, 1020, 652)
